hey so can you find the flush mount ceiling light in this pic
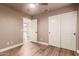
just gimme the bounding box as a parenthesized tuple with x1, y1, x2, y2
(27, 3, 39, 12)
(28, 3, 48, 8)
(26, 3, 48, 12)
(29, 4, 36, 8)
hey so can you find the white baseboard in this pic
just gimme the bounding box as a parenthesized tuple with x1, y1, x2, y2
(37, 41, 48, 46)
(0, 43, 23, 53)
(77, 50, 79, 54)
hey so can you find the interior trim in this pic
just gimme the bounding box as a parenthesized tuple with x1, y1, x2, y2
(0, 43, 23, 53)
(37, 41, 48, 46)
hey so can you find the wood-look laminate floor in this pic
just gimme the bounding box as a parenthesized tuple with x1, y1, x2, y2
(0, 40, 75, 56)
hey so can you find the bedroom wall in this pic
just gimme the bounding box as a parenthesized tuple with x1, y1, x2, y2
(0, 5, 29, 50)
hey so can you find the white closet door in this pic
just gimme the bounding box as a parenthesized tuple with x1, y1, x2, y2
(30, 19, 37, 42)
(61, 11, 77, 51)
(49, 15, 60, 47)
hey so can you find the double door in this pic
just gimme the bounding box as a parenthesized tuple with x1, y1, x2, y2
(49, 11, 77, 51)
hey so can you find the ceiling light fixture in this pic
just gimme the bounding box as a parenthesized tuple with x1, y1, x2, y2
(29, 4, 36, 8)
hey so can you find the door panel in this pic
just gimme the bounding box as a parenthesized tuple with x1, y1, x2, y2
(30, 19, 37, 42)
(61, 11, 77, 51)
(49, 15, 60, 47)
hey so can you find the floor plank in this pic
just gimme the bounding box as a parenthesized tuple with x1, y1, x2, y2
(0, 40, 75, 56)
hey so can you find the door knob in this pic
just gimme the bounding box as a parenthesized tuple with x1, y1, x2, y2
(73, 33, 76, 35)
(49, 32, 50, 34)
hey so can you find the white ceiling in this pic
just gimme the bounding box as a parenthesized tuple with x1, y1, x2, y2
(2, 3, 72, 16)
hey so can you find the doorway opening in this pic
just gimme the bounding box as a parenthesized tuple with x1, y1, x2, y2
(23, 17, 31, 42)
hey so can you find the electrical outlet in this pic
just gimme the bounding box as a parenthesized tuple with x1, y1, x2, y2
(6, 42, 10, 45)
